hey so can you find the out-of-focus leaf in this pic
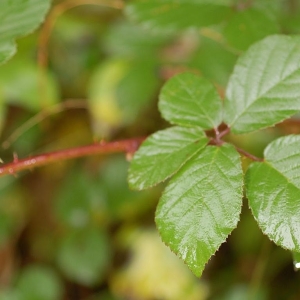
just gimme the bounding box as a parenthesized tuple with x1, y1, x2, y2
(0, 177, 27, 245)
(0, 57, 59, 110)
(156, 144, 243, 276)
(159, 72, 222, 129)
(54, 170, 105, 228)
(189, 36, 237, 86)
(0, 41, 16, 65)
(110, 228, 209, 300)
(215, 284, 267, 300)
(224, 35, 300, 134)
(98, 155, 158, 221)
(246, 135, 300, 251)
(292, 251, 300, 270)
(16, 265, 63, 300)
(88, 58, 160, 138)
(224, 8, 279, 51)
(0, 0, 50, 63)
(104, 20, 172, 58)
(128, 126, 208, 190)
(56, 227, 111, 286)
(125, 0, 233, 32)
(0, 0, 50, 43)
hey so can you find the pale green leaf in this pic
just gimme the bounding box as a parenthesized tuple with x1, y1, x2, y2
(0, 61, 59, 111)
(246, 135, 300, 251)
(125, 0, 233, 32)
(0, 0, 51, 44)
(16, 265, 63, 300)
(224, 8, 279, 51)
(0, 41, 16, 66)
(88, 58, 160, 138)
(224, 35, 300, 134)
(129, 126, 208, 190)
(159, 72, 222, 129)
(156, 143, 243, 276)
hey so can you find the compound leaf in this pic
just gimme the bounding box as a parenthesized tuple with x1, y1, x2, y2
(125, 0, 233, 32)
(128, 126, 208, 190)
(224, 35, 300, 134)
(159, 72, 222, 129)
(156, 143, 243, 276)
(246, 135, 300, 251)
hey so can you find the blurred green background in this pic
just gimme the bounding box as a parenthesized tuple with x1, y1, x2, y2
(1, 0, 300, 299)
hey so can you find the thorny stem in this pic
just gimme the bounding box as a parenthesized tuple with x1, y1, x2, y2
(0, 137, 145, 177)
(0, 129, 264, 176)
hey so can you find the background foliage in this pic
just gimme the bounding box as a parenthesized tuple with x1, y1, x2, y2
(1, 0, 300, 299)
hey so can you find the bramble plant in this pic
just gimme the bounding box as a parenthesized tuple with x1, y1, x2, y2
(2, 0, 300, 297)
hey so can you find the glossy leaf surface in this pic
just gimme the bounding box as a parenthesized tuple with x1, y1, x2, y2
(159, 72, 222, 129)
(156, 144, 243, 276)
(246, 135, 300, 251)
(125, 0, 233, 31)
(224, 35, 300, 133)
(129, 126, 208, 190)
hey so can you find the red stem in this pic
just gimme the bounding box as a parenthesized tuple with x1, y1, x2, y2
(0, 137, 145, 177)
(235, 146, 263, 162)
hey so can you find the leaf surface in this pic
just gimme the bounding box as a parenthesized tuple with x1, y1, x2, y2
(0, 41, 16, 65)
(128, 126, 208, 190)
(156, 143, 243, 276)
(0, 0, 50, 43)
(159, 72, 222, 129)
(224, 8, 279, 51)
(246, 135, 300, 251)
(224, 35, 300, 133)
(125, 0, 233, 31)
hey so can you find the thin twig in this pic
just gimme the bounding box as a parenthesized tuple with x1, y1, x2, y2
(37, 0, 124, 105)
(236, 146, 263, 162)
(38, 0, 124, 71)
(0, 137, 145, 177)
(2, 99, 87, 149)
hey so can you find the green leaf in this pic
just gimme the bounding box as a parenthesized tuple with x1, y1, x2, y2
(292, 251, 300, 270)
(88, 58, 160, 138)
(0, 0, 50, 44)
(224, 8, 279, 51)
(0, 57, 59, 111)
(189, 36, 237, 86)
(156, 143, 243, 276)
(57, 227, 111, 286)
(104, 20, 172, 58)
(246, 135, 300, 251)
(125, 0, 233, 32)
(159, 72, 222, 129)
(16, 265, 63, 300)
(224, 35, 300, 134)
(0, 41, 16, 65)
(128, 126, 208, 190)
